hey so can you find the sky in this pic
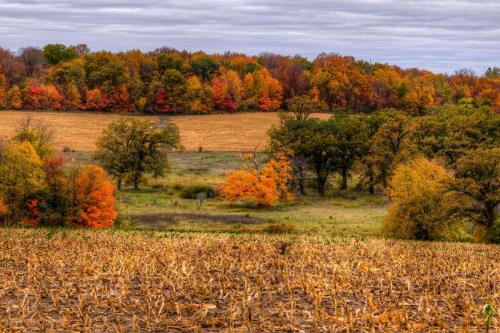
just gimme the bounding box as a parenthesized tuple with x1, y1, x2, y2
(0, 0, 499, 74)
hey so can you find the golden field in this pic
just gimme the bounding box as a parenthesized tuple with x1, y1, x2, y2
(0, 229, 498, 332)
(0, 111, 330, 152)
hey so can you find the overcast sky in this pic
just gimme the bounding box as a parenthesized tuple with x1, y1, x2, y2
(0, 0, 499, 74)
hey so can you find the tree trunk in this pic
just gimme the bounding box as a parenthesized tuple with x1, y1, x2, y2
(340, 167, 348, 190)
(483, 203, 496, 229)
(367, 165, 375, 194)
(117, 178, 122, 191)
(133, 172, 139, 190)
(368, 178, 374, 194)
(298, 165, 305, 195)
(317, 175, 327, 197)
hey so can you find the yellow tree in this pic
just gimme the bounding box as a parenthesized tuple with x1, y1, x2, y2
(383, 158, 463, 241)
(0, 141, 46, 225)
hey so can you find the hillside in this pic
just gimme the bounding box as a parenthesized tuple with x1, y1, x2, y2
(0, 111, 330, 152)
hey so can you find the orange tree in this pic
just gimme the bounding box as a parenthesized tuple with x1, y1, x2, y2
(72, 165, 117, 228)
(218, 153, 293, 207)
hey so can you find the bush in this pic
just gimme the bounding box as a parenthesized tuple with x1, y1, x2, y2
(383, 158, 463, 241)
(180, 184, 216, 199)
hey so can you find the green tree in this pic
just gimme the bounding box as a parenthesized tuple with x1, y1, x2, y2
(270, 120, 309, 195)
(301, 120, 337, 197)
(189, 56, 219, 81)
(484, 67, 499, 78)
(83, 51, 128, 93)
(43, 44, 78, 65)
(329, 114, 370, 190)
(95, 118, 180, 190)
(436, 104, 499, 166)
(357, 111, 394, 194)
(450, 148, 500, 243)
(368, 112, 412, 188)
(161, 69, 188, 112)
(407, 115, 445, 159)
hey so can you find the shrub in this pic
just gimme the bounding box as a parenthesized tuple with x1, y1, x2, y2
(180, 184, 216, 199)
(383, 158, 463, 241)
(218, 152, 293, 207)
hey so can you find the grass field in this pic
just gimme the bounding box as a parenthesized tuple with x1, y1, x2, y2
(0, 229, 498, 332)
(62, 150, 388, 237)
(0, 110, 330, 152)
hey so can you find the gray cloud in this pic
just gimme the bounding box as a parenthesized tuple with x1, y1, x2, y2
(0, 0, 498, 73)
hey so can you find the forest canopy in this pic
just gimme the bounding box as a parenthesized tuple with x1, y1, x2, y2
(0, 44, 498, 114)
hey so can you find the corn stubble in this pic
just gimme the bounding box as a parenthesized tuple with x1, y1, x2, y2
(0, 229, 498, 332)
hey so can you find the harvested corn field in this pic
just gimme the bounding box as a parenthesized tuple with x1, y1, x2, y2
(0, 229, 498, 332)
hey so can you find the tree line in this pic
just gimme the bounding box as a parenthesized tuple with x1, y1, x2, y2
(0, 44, 498, 114)
(266, 99, 499, 243)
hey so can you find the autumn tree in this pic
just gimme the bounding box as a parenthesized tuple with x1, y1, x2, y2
(0, 141, 46, 226)
(85, 88, 109, 111)
(0, 73, 6, 109)
(19, 47, 45, 78)
(371, 66, 401, 109)
(6, 85, 22, 109)
(63, 81, 82, 110)
(38, 156, 78, 225)
(254, 68, 283, 111)
(383, 158, 463, 241)
(95, 118, 180, 190)
(218, 152, 293, 207)
(484, 67, 500, 78)
(186, 76, 212, 113)
(0, 47, 23, 85)
(212, 68, 243, 112)
(71, 165, 117, 228)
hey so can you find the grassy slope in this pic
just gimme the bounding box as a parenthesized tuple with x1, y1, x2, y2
(0, 110, 330, 152)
